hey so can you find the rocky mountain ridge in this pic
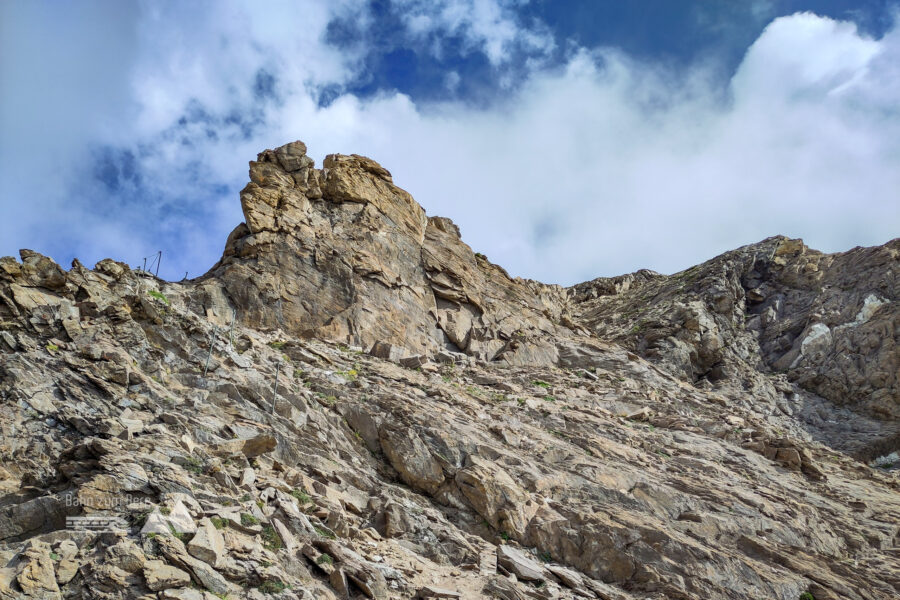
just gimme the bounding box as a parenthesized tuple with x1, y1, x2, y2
(0, 140, 897, 600)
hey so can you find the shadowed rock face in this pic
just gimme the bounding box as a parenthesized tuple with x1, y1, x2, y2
(0, 140, 897, 600)
(571, 235, 899, 459)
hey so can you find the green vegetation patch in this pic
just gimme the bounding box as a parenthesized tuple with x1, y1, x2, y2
(258, 580, 289, 594)
(290, 489, 311, 504)
(148, 290, 170, 305)
(261, 525, 282, 551)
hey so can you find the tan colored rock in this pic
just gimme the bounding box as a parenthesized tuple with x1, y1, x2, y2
(379, 425, 445, 494)
(16, 540, 60, 598)
(155, 534, 234, 597)
(166, 500, 197, 535)
(496, 545, 546, 582)
(417, 585, 462, 598)
(143, 560, 191, 591)
(456, 456, 530, 537)
(105, 539, 145, 573)
(187, 518, 225, 567)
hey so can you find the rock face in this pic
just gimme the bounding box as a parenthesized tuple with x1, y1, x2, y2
(571, 235, 899, 460)
(0, 140, 897, 600)
(200, 142, 573, 364)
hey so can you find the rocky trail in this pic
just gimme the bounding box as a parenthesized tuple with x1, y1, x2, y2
(0, 141, 897, 599)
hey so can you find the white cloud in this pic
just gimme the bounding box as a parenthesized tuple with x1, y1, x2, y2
(393, 0, 555, 65)
(1, 4, 897, 285)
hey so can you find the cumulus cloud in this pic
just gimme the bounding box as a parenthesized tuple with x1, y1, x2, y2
(394, 0, 555, 66)
(1, 3, 897, 285)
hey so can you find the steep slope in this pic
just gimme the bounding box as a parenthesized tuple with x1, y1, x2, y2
(570, 236, 899, 460)
(0, 141, 897, 600)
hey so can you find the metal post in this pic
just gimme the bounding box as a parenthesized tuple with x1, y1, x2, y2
(228, 308, 236, 347)
(271, 361, 281, 414)
(155, 251, 161, 277)
(142, 257, 147, 272)
(202, 327, 217, 377)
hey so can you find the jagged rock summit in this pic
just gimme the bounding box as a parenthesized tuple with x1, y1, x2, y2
(0, 139, 897, 600)
(200, 141, 578, 366)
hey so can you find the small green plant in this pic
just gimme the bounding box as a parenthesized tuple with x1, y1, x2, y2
(474, 252, 487, 260)
(290, 489, 312, 504)
(256, 499, 265, 509)
(131, 511, 151, 527)
(258, 580, 289, 594)
(314, 526, 336, 539)
(46, 343, 59, 353)
(210, 517, 226, 530)
(539, 551, 552, 562)
(317, 553, 334, 565)
(50, 552, 60, 561)
(799, 593, 815, 600)
(268, 341, 285, 350)
(168, 524, 188, 541)
(500, 531, 510, 541)
(543, 396, 556, 402)
(532, 380, 550, 388)
(240, 493, 251, 502)
(159, 507, 171, 516)
(240, 513, 259, 526)
(516, 397, 526, 406)
(261, 525, 282, 551)
(183, 456, 205, 474)
(336, 369, 358, 381)
(148, 289, 170, 305)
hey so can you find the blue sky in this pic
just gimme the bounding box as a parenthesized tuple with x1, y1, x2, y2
(1, 1, 898, 285)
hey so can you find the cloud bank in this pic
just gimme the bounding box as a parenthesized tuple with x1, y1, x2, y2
(1, 2, 897, 285)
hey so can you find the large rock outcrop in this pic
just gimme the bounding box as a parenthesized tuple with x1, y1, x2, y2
(0, 140, 897, 600)
(200, 142, 575, 365)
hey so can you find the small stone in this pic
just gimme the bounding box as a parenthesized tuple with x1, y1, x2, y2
(187, 518, 225, 567)
(141, 511, 171, 535)
(370, 341, 409, 362)
(143, 560, 191, 591)
(400, 354, 429, 368)
(496, 545, 546, 582)
(166, 500, 197, 535)
(417, 585, 462, 598)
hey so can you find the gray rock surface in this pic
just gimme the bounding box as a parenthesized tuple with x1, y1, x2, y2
(0, 140, 896, 600)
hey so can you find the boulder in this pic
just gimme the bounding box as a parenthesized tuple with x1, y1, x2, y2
(496, 545, 546, 582)
(187, 518, 225, 567)
(143, 560, 191, 591)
